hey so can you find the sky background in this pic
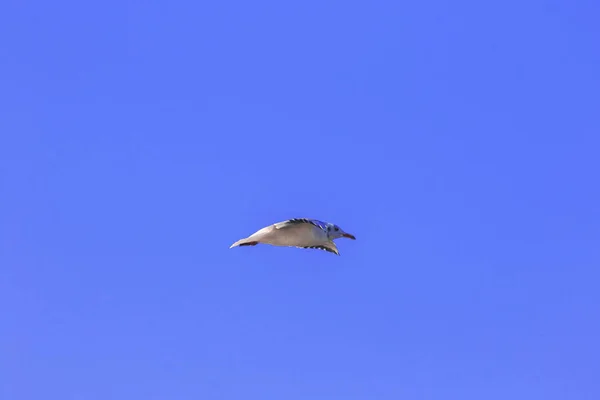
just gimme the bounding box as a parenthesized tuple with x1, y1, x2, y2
(1, 1, 599, 399)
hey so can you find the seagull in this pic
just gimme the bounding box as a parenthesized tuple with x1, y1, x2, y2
(229, 218, 356, 255)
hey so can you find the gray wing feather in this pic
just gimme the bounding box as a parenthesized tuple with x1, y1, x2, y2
(273, 218, 325, 231)
(231, 218, 337, 254)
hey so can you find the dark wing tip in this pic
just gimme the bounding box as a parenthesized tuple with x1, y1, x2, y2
(302, 245, 339, 255)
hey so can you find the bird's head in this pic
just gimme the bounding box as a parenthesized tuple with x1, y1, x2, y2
(326, 223, 356, 241)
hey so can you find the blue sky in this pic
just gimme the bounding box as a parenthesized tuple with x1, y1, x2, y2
(2, 0, 599, 399)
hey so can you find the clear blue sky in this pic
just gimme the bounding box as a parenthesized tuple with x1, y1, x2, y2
(2, 1, 599, 399)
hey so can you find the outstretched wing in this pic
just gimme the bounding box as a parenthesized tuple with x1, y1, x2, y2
(274, 218, 327, 231)
(231, 218, 323, 248)
(231, 218, 334, 251)
(301, 241, 340, 256)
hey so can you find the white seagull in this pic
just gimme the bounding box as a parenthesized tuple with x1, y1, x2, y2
(229, 218, 356, 256)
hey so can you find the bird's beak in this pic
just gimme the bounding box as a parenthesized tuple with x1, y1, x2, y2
(342, 233, 356, 240)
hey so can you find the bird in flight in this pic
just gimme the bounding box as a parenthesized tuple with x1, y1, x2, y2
(229, 218, 356, 255)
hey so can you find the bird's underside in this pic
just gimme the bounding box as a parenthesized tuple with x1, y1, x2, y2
(230, 218, 340, 255)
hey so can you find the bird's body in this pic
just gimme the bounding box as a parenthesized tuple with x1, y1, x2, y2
(230, 218, 355, 255)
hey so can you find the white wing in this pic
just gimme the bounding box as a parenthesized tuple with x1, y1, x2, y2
(230, 218, 330, 249)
